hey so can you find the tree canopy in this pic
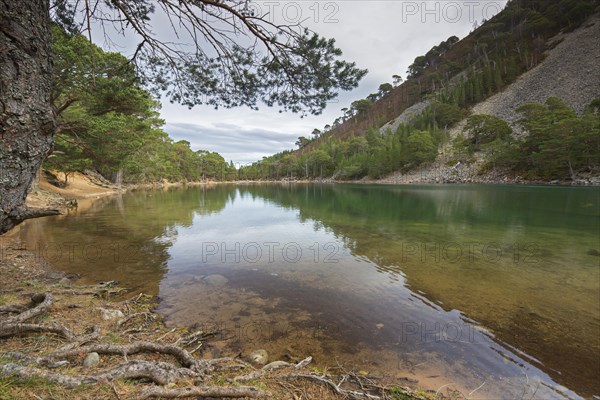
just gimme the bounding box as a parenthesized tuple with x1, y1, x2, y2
(47, 26, 236, 184)
(50, 0, 367, 115)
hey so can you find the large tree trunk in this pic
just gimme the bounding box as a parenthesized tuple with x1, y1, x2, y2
(0, 0, 58, 234)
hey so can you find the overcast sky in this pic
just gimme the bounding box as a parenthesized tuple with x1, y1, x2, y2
(101, 1, 508, 165)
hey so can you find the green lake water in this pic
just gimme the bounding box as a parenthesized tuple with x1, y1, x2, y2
(15, 184, 600, 399)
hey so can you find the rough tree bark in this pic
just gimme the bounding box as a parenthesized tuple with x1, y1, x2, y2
(0, 0, 58, 234)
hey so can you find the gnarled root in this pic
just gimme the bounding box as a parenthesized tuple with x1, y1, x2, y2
(1, 351, 69, 368)
(0, 363, 94, 388)
(0, 322, 76, 340)
(138, 385, 270, 399)
(0, 304, 27, 314)
(3, 293, 54, 324)
(53, 325, 101, 354)
(0, 292, 76, 340)
(97, 360, 197, 385)
(0, 360, 197, 388)
(49, 341, 201, 370)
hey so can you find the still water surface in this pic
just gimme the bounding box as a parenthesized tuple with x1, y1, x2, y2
(17, 184, 600, 399)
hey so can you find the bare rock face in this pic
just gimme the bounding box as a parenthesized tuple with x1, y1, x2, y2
(470, 15, 600, 124)
(379, 100, 431, 135)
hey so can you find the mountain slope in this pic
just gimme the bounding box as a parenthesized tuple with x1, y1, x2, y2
(468, 14, 600, 123)
(241, 1, 600, 183)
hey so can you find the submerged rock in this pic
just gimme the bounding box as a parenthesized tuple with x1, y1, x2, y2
(246, 349, 269, 366)
(202, 274, 229, 287)
(58, 277, 72, 286)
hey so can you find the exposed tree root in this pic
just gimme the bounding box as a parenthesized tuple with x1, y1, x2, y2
(235, 369, 267, 383)
(49, 341, 202, 370)
(96, 360, 197, 385)
(0, 322, 76, 340)
(0, 293, 75, 340)
(0, 304, 27, 314)
(0, 363, 94, 388)
(1, 351, 69, 368)
(20, 208, 62, 221)
(0, 292, 77, 340)
(0, 288, 25, 294)
(0, 285, 419, 400)
(53, 325, 101, 354)
(3, 293, 54, 324)
(0, 360, 196, 387)
(138, 385, 270, 399)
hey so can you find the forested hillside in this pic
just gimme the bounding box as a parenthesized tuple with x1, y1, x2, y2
(241, 0, 600, 182)
(47, 26, 236, 184)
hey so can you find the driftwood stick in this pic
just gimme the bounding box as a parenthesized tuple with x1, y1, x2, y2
(280, 373, 382, 400)
(117, 312, 155, 328)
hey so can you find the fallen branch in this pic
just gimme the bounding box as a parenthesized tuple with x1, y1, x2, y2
(235, 361, 292, 383)
(155, 328, 177, 342)
(117, 312, 156, 328)
(173, 329, 216, 347)
(119, 293, 152, 305)
(138, 385, 270, 399)
(294, 356, 312, 369)
(280, 373, 382, 400)
(202, 357, 254, 372)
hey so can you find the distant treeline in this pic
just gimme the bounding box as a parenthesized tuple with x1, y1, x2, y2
(239, 98, 599, 180)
